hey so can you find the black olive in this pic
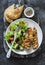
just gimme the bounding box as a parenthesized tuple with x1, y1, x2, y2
(21, 31, 24, 36)
(15, 38, 20, 42)
(10, 35, 14, 37)
(8, 40, 11, 43)
(17, 46, 20, 50)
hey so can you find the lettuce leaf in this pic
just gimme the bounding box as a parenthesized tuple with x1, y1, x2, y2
(9, 23, 17, 31)
(5, 31, 14, 41)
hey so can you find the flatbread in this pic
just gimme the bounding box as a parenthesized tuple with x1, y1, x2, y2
(4, 4, 24, 23)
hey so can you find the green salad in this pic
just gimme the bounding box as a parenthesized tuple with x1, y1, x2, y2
(5, 20, 27, 50)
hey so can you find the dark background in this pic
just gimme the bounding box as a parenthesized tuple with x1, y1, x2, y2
(0, 0, 45, 65)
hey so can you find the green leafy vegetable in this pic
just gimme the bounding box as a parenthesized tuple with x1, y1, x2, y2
(19, 45, 24, 50)
(9, 23, 17, 31)
(13, 43, 19, 50)
(16, 30, 21, 38)
(5, 20, 28, 51)
(5, 31, 14, 41)
(19, 20, 27, 30)
(15, 21, 19, 26)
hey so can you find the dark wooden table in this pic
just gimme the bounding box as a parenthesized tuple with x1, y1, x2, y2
(0, 0, 45, 65)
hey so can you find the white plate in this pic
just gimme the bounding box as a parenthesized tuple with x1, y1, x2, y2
(6, 18, 43, 55)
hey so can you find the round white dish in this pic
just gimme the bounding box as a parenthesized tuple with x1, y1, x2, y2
(5, 18, 43, 55)
(24, 7, 34, 18)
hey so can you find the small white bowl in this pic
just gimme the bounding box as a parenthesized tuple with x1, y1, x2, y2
(24, 7, 34, 18)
